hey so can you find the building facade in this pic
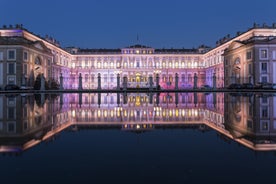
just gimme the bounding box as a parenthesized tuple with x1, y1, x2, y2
(1, 23, 276, 90)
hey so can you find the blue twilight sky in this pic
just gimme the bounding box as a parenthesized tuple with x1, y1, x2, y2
(1, 0, 276, 49)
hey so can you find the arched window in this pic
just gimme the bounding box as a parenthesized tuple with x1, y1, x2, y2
(175, 62, 179, 68)
(97, 61, 101, 68)
(35, 57, 41, 65)
(234, 58, 240, 65)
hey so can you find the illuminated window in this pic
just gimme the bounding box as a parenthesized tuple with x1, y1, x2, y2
(162, 62, 166, 68)
(260, 49, 268, 59)
(261, 121, 269, 131)
(104, 62, 107, 68)
(97, 62, 101, 68)
(117, 62, 120, 68)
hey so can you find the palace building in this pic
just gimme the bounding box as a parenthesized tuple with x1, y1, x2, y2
(1, 23, 276, 90)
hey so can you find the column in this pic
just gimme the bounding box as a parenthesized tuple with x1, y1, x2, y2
(21, 74, 26, 86)
(149, 75, 153, 90)
(60, 73, 64, 90)
(97, 73, 101, 90)
(123, 76, 127, 91)
(213, 73, 216, 89)
(117, 73, 120, 90)
(193, 73, 198, 89)
(156, 73, 160, 90)
(175, 73, 179, 90)
(40, 74, 45, 91)
(78, 73, 83, 90)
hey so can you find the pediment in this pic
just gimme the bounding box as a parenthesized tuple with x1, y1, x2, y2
(32, 41, 50, 53)
(228, 41, 245, 50)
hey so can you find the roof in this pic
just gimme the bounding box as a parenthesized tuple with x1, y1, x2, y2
(125, 44, 152, 49)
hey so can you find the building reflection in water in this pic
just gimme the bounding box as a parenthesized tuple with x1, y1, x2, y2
(0, 92, 276, 153)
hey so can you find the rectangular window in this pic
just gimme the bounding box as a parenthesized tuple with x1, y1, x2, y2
(260, 49, 268, 59)
(0, 52, 3, 60)
(181, 74, 185, 82)
(262, 97, 268, 104)
(7, 50, 16, 60)
(23, 64, 27, 74)
(261, 121, 269, 131)
(104, 74, 107, 82)
(248, 64, 252, 74)
(7, 122, 15, 132)
(23, 51, 28, 61)
(261, 76, 268, 83)
(7, 63, 15, 74)
(247, 120, 253, 129)
(246, 51, 252, 60)
(261, 106, 268, 118)
(110, 74, 114, 83)
(273, 51, 276, 60)
(261, 63, 267, 72)
(8, 107, 15, 119)
(91, 75, 95, 82)
(7, 97, 16, 106)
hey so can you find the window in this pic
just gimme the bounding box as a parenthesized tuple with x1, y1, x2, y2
(181, 74, 185, 82)
(261, 76, 268, 83)
(248, 64, 252, 74)
(35, 57, 41, 65)
(261, 63, 267, 72)
(260, 49, 268, 59)
(261, 97, 268, 104)
(234, 58, 240, 65)
(110, 74, 114, 83)
(7, 76, 15, 84)
(261, 106, 268, 118)
(8, 107, 15, 119)
(7, 97, 15, 106)
(91, 75, 95, 82)
(246, 51, 252, 60)
(273, 51, 276, 60)
(104, 74, 107, 82)
(23, 51, 28, 61)
(0, 52, 3, 60)
(7, 50, 16, 60)
(261, 121, 269, 131)
(7, 122, 15, 132)
(247, 120, 253, 129)
(7, 63, 15, 74)
(23, 64, 27, 74)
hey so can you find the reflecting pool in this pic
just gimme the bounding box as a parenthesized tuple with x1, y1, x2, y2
(0, 92, 276, 184)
